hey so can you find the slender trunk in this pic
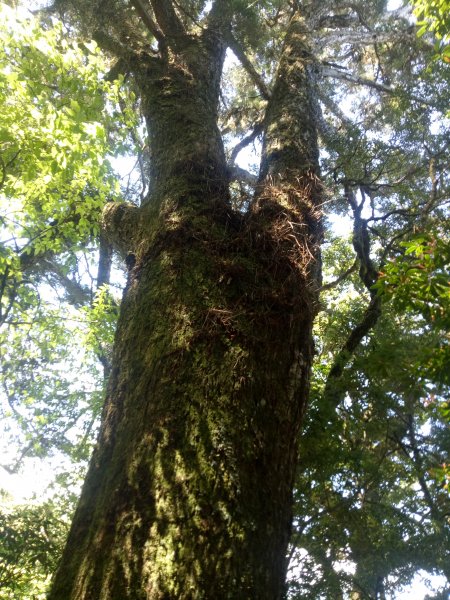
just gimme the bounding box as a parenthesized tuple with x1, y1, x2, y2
(49, 12, 321, 600)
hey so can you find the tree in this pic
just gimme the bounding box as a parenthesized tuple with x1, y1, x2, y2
(289, 301, 450, 598)
(0, 490, 72, 599)
(0, 3, 127, 471)
(45, 2, 323, 596)
(0, 1, 448, 598)
(0, 8, 127, 597)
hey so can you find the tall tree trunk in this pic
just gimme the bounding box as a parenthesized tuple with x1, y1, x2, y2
(49, 10, 321, 600)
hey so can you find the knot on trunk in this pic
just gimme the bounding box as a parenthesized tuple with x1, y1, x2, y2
(101, 202, 141, 258)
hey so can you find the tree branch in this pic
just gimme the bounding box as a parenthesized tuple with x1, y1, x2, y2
(130, 0, 166, 46)
(320, 259, 358, 291)
(229, 121, 263, 165)
(308, 75, 347, 145)
(95, 235, 114, 380)
(321, 64, 436, 108)
(345, 186, 379, 291)
(149, 0, 186, 42)
(172, 0, 202, 28)
(206, 0, 233, 34)
(323, 294, 382, 408)
(0, 266, 18, 327)
(317, 27, 416, 50)
(321, 64, 395, 93)
(228, 165, 258, 186)
(38, 257, 91, 306)
(227, 34, 271, 101)
(92, 30, 138, 63)
(322, 185, 383, 408)
(97, 234, 113, 289)
(101, 202, 141, 257)
(317, 89, 355, 131)
(105, 59, 128, 82)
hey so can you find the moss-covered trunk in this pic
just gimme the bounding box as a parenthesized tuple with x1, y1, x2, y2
(49, 11, 321, 600)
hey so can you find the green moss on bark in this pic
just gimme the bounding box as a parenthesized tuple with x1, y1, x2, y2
(49, 11, 321, 600)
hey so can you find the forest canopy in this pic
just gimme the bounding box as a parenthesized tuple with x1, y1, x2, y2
(0, 0, 449, 598)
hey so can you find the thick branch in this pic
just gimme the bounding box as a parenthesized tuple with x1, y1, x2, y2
(228, 165, 258, 186)
(130, 0, 166, 46)
(105, 59, 128, 82)
(318, 28, 414, 49)
(96, 235, 114, 380)
(206, 0, 233, 34)
(149, 0, 186, 41)
(321, 64, 395, 93)
(255, 12, 323, 299)
(38, 257, 91, 306)
(97, 234, 113, 289)
(346, 186, 379, 291)
(258, 13, 320, 182)
(317, 90, 355, 131)
(229, 121, 263, 165)
(18, 249, 91, 307)
(308, 72, 347, 146)
(227, 34, 271, 101)
(323, 294, 382, 408)
(92, 30, 138, 63)
(322, 185, 382, 408)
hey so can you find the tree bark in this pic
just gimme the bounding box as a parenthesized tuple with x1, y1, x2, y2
(49, 9, 321, 600)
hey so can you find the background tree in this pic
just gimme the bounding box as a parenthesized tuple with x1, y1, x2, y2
(0, 0, 448, 598)
(0, 8, 129, 597)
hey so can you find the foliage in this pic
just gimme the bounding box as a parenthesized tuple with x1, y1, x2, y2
(289, 305, 450, 598)
(377, 234, 450, 383)
(292, 219, 450, 597)
(0, 7, 120, 256)
(375, 232, 450, 497)
(0, 489, 75, 600)
(0, 7, 128, 596)
(0, 0, 138, 459)
(413, 0, 450, 59)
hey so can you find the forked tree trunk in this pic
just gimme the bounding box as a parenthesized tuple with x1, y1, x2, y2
(49, 11, 321, 600)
